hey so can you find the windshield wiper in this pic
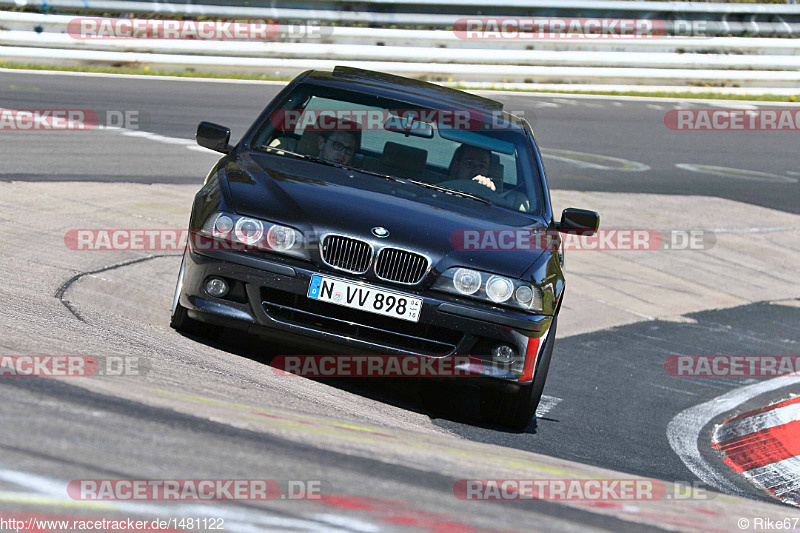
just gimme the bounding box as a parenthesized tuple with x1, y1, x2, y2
(263, 147, 489, 203)
(408, 180, 491, 205)
(350, 167, 404, 183)
(267, 148, 349, 170)
(263, 147, 403, 182)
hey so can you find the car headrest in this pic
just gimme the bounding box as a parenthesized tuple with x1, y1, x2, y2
(489, 153, 504, 183)
(381, 142, 428, 178)
(296, 128, 322, 156)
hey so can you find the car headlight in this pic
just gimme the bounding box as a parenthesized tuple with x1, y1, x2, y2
(267, 224, 296, 251)
(200, 212, 304, 257)
(485, 275, 514, 303)
(434, 267, 543, 312)
(453, 268, 481, 295)
(213, 215, 233, 238)
(234, 217, 264, 245)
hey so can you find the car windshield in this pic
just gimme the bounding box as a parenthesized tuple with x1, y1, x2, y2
(251, 84, 543, 214)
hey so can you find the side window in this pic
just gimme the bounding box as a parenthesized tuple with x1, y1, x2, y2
(499, 152, 518, 187)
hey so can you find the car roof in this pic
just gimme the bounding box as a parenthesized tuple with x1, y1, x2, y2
(301, 67, 526, 130)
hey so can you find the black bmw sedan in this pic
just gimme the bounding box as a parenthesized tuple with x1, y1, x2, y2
(170, 66, 599, 429)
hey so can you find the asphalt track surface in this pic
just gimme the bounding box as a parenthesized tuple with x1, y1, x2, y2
(1, 70, 799, 531)
(1, 71, 798, 213)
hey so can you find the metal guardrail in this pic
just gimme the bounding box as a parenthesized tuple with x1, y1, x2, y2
(4, 45, 800, 86)
(4, 0, 800, 15)
(3, 11, 800, 53)
(2, 0, 800, 35)
(2, 4, 800, 89)
(3, 30, 800, 70)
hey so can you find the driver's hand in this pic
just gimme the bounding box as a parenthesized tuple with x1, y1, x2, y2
(472, 175, 496, 191)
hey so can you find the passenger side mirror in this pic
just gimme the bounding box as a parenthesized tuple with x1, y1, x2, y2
(558, 208, 599, 236)
(196, 121, 232, 154)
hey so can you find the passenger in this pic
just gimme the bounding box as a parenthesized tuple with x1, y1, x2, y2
(317, 120, 361, 165)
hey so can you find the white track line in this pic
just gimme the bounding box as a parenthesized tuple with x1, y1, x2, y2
(4, 68, 799, 106)
(746, 456, 800, 506)
(536, 395, 563, 418)
(712, 396, 800, 507)
(715, 400, 800, 442)
(667, 373, 800, 495)
(0, 67, 288, 85)
(104, 125, 217, 153)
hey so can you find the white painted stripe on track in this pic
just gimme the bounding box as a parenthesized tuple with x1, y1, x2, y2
(667, 373, 800, 495)
(543, 150, 650, 172)
(705, 102, 761, 111)
(5, 67, 799, 106)
(536, 395, 562, 418)
(0, 67, 289, 85)
(704, 226, 800, 233)
(715, 401, 800, 443)
(102, 126, 217, 154)
(740, 455, 800, 505)
(649, 382, 698, 396)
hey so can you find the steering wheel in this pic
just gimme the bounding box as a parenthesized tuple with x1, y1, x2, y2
(436, 179, 506, 203)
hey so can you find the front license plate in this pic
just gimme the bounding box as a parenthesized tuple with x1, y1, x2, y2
(307, 274, 422, 323)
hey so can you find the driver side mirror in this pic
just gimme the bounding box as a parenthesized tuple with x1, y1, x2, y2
(558, 208, 600, 236)
(196, 121, 232, 154)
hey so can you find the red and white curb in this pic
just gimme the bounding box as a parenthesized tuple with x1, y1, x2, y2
(712, 395, 800, 506)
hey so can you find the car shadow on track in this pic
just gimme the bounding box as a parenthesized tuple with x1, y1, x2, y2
(176, 328, 541, 434)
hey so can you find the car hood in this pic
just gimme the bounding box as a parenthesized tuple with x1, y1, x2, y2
(225, 152, 547, 279)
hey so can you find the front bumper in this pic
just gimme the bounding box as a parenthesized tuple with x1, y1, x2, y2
(178, 248, 555, 385)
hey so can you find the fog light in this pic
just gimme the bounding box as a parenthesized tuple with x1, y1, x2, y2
(491, 344, 517, 365)
(204, 277, 229, 298)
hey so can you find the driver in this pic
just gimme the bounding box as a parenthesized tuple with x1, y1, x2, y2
(448, 144, 497, 191)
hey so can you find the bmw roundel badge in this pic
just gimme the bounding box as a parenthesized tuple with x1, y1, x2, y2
(371, 227, 390, 238)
